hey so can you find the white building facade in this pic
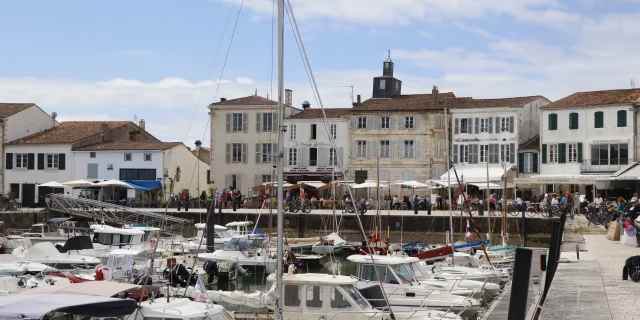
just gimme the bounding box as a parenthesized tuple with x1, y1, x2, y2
(209, 93, 301, 194)
(283, 105, 349, 182)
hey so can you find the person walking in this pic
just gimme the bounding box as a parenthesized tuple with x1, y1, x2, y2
(183, 191, 190, 212)
(232, 189, 241, 211)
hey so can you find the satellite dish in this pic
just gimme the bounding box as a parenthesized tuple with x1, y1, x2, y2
(51, 112, 57, 119)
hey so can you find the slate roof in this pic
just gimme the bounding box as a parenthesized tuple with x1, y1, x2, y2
(211, 95, 277, 106)
(8, 121, 130, 145)
(543, 88, 640, 109)
(74, 141, 181, 151)
(519, 135, 540, 151)
(287, 108, 351, 119)
(0, 103, 36, 118)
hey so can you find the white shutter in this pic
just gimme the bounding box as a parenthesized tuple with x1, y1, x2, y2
(338, 147, 344, 167)
(390, 141, 395, 159)
(390, 116, 395, 129)
(236, 175, 242, 193)
(414, 141, 419, 159)
(255, 143, 261, 164)
(454, 118, 459, 134)
(225, 143, 231, 163)
(414, 116, 419, 129)
(284, 148, 289, 166)
(225, 175, 232, 188)
(242, 143, 248, 163)
(399, 116, 405, 129)
(372, 141, 378, 158)
(255, 174, 262, 187)
(242, 113, 248, 133)
(397, 140, 403, 159)
(298, 147, 306, 166)
(318, 147, 329, 166)
(367, 116, 374, 129)
(256, 113, 262, 133)
(273, 113, 278, 133)
(226, 113, 231, 133)
(365, 142, 371, 158)
(351, 117, 357, 130)
(352, 141, 357, 158)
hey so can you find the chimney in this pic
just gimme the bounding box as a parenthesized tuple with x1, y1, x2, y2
(432, 86, 439, 104)
(357, 95, 361, 105)
(285, 89, 292, 106)
(195, 140, 202, 153)
(220, 98, 227, 102)
(100, 123, 109, 132)
(302, 101, 310, 109)
(138, 119, 146, 130)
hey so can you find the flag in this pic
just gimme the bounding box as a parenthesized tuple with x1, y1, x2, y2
(196, 276, 206, 294)
(466, 220, 473, 239)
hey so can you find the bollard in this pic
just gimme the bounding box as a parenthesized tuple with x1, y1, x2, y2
(521, 204, 526, 244)
(508, 248, 533, 320)
(479, 205, 484, 216)
(414, 201, 418, 215)
(427, 203, 431, 215)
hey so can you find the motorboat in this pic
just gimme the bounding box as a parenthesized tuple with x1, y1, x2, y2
(0, 260, 51, 276)
(16, 281, 161, 304)
(127, 297, 235, 320)
(197, 235, 277, 273)
(182, 223, 233, 251)
(225, 221, 255, 236)
(0, 293, 137, 319)
(0, 270, 73, 295)
(311, 232, 348, 255)
(347, 254, 484, 317)
(10, 241, 101, 270)
(433, 253, 511, 285)
(3, 220, 82, 249)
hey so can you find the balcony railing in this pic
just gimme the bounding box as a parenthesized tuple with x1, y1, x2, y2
(579, 158, 632, 173)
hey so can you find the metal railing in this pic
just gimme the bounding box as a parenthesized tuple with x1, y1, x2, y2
(49, 194, 189, 235)
(579, 158, 632, 173)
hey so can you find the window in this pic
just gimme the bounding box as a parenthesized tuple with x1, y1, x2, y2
(261, 174, 271, 183)
(618, 110, 627, 127)
(288, 149, 298, 166)
(380, 141, 390, 158)
(480, 118, 489, 133)
(433, 164, 446, 179)
(501, 117, 511, 132)
(309, 148, 318, 166)
(46, 154, 59, 169)
(15, 154, 27, 169)
(144, 153, 152, 161)
(524, 153, 534, 173)
(357, 117, 367, 129)
(290, 125, 297, 140)
(262, 143, 272, 163)
(124, 153, 132, 161)
(330, 287, 352, 309)
(460, 118, 469, 133)
(404, 141, 414, 158)
(500, 144, 512, 163)
(404, 116, 415, 129)
(231, 174, 238, 190)
(489, 144, 499, 164)
(591, 143, 629, 165)
(119, 169, 156, 180)
(87, 163, 98, 179)
(381, 116, 390, 129)
(89, 152, 96, 158)
(434, 115, 445, 129)
(479, 145, 488, 163)
(460, 145, 469, 163)
(357, 141, 367, 158)
(548, 113, 558, 130)
(548, 144, 558, 163)
(379, 79, 386, 89)
(232, 143, 243, 163)
(329, 148, 338, 166)
(232, 113, 243, 132)
(568, 143, 577, 162)
(330, 124, 337, 139)
(569, 112, 579, 129)
(306, 286, 323, 308)
(284, 285, 301, 307)
(311, 124, 317, 140)
(360, 264, 396, 284)
(262, 113, 273, 131)
(434, 140, 444, 158)
(594, 111, 604, 128)
(395, 81, 399, 91)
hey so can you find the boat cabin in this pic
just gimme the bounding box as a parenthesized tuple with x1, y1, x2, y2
(225, 221, 254, 236)
(130, 226, 162, 241)
(194, 223, 232, 240)
(129, 298, 234, 320)
(104, 249, 149, 281)
(347, 255, 420, 285)
(223, 235, 263, 255)
(90, 225, 145, 248)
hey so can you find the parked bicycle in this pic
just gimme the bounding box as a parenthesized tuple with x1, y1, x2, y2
(0, 196, 21, 211)
(285, 199, 311, 213)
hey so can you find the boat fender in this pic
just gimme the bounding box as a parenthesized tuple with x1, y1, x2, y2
(17, 277, 26, 288)
(95, 266, 108, 281)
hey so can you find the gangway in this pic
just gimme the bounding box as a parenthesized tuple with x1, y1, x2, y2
(49, 194, 188, 235)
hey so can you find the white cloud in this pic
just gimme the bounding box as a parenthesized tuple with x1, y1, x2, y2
(236, 77, 254, 84)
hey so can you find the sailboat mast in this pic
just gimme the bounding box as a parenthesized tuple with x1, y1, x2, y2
(445, 108, 454, 264)
(276, 0, 285, 318)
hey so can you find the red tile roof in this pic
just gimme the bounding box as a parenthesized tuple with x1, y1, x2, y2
(74, 141, 182, 151)
(473, 96, 546, 108)
(543, 88, 640, 109)
(0, 103, 36, 118)
(211, 95, 277, 106)
(287, 108, 351, 119)
(353, 93, 546, 112)
(519, 135, 540, 151)
(8, 121, 131, 144)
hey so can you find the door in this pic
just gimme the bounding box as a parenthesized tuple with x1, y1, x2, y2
(22, 184, 35, 208)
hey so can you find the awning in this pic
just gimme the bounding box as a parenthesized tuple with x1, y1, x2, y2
(124, 180, 162, 190)
(440, 166, 512, 183)
(515, 174, 611, 185)
(299, 181, 326, 189)
(469, 182, 515, 190)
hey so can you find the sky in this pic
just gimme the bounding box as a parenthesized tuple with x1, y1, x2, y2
(1, 0, 639, 147)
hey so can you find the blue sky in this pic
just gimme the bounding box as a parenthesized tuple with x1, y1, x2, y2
(1, 0, 639, 145)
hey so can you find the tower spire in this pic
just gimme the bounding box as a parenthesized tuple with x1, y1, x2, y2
(388, 48, 391, 59)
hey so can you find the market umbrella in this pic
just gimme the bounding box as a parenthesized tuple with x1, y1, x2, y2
(94, 180, 133, 188)
(61, 179, 96, 187)
(38, 181, 66, 188)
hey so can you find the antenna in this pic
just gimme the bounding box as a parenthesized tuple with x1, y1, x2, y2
(632, 79, 636, 89)
(340, 85, 354, 103)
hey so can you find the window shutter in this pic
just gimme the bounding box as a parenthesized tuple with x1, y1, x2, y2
(255, 143, 261, 164)
(577, 142, 583, 163)
(5, 153, 12, 170)
(242, 144, 248, 163)
(27, 153, 34, 170)
(351, 117, 357, 130)
(236, 175, 242, 192)
(509, 143, 515, 163)
(414, 116, 419, 129)
(242, 113, 248, 133)
(454, 118, 459, 134)
(541, 144, 547, 164)
(389, 141, 395, 159)
(594, 112, 603, 128)
(509, 116, 515, 133)
(338, 147, 344, 166)
(467, 118, 472, 134)
(298, 147, 305, 166)
(375, 116, 381, 130)
(453, 144, 458, 164)
(390, 116, 394, 129)
(414, 141, 419, 159)
(255, 174, 262, 187)
(256, 113, 262, 133)
(397, 140, 403, 159)
(367, 116, 374, 129)
(351, 142, 357, 158)
(518, 153, 525, 173)
(474, 118, 479, 134)
(569, 113, 573, 129)
(225, 175, 232, 189)
(558, 143, 566, 163)
(549, 114, 557, 130)
(318, 147, 329, 166)
(226, 113, 231, 133)
(495, 117, 501, 132)
(470, 144, 478, 164)
(273, 113, 278, 132)
(372, 141, 378, 158)
(399, 116, 405, 129)
(532, 153, 539, 173)
(58, 154, 66, 170)
(618, 110, 627, 127)
(365, 142, 371, 158)
(488, 117, 493, 134)
(225, 144, 231, 163)
(37, 153, 44, 170)
(284, 148, 289, 166)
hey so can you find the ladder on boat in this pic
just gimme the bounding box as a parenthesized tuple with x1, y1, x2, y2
(49, 194, 189, 235)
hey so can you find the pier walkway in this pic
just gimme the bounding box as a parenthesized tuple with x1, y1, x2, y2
(539, 216, 640, 319)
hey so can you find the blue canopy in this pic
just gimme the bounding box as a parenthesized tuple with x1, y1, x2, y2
(124, 180, 161, 190)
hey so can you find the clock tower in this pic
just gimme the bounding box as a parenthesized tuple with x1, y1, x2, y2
(372, 50, 402, 99)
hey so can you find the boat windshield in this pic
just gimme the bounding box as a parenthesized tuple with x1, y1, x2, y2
(224, 237, 259, 251)
(28, 225, 45, 233)
(390, 264, 416, 284)
(452, 256, 479, 268)
(342, 285, 370, 309)
(215, 229, 232, 239)
(407, 262, 429, 279)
